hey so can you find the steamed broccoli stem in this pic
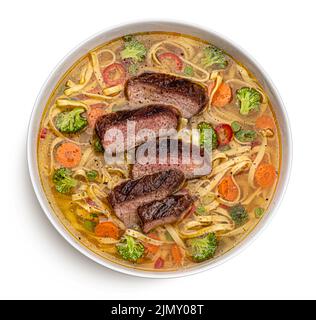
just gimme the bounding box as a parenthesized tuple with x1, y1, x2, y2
(201, 46, 227, 69)
(53, 168, 77, 194)
(187, 233, 217, 262)
(236, 87, 261, 115)
(229, 205, 248, 226)
(120, 37, 146, 63)
(116, 235, 145, 262)
(55, 107, 87, 134)
(198, 122, 218, 150)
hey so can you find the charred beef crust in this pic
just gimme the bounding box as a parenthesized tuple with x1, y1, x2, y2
(138, 194, 194, 226)
(108, 169, 185, 207)
(94, 104, 180, 142)
(125, 73, 209, 115)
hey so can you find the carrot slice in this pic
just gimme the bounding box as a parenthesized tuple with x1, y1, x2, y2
(95, 221, 119, 239)
(255, 115, 275, 130)
(218, 176, 238, 201)
(212, 82, 232, 107)
(171, 244, 183, 266)
(144, 233, 160, 255)
(55, 142, 81, 168)
(255, 163, 277, 188)
(88, 105, 105, 128)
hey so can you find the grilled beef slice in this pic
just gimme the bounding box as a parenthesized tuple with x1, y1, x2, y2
(108, 169, 185, 227)
(95, 104, 180, 154)
(125, 73, 209, 118)
(138, 194, 194, 233)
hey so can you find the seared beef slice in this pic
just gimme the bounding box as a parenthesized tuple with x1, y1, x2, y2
(95, 104, 179, 154)
(125, 73, 209, 118)
(108, 170, 185, 227)
(138, 194, 194, 233)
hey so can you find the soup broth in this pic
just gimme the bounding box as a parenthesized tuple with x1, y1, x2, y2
(38, 32, 280, 272)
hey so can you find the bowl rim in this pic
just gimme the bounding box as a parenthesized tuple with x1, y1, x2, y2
(27, 19, 293, 279)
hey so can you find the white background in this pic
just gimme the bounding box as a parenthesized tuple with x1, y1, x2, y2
(0, 0, 315, 300)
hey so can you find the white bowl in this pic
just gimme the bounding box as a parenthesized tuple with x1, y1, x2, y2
(27, 20, 292, 278)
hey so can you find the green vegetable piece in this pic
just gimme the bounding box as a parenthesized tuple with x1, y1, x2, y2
(116, 235, 145, 262)
(235, 129, 257, 142)
(128, 63, 139, 75)
(123, 35, 133, 42)
(201, 46, 227, 69)
(231, 121, 241, 133)
(196, 206, 207, 215)
(84, 220, 96, 232)
(53, 168, 77, 194)
(229, 205, 249, 226)
(55, 107, 87, 134)
(236, 87, 261, 115)
(187, 233, 217, 262)
(197, 122, 218, 150)
(218, 145, 231, 152)
(255, 207, 265, 218)
(93, 137, 104, 153)
(87, 170, 98, 181)
(165, 231, 173, 242)
(121, 37, 146, 63)
(184, 65, 194, 76)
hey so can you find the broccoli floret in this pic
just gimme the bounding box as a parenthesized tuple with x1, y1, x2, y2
(116, 235, 145, 262)
(231, 121, 241, 133)
(93, 137, 104, 153)
(236, 87, 261, 115)
(229, 205, 248, 226)
(187, 233, 217, 262)
(53, 168, 77, 194)
(123, 35, 133, 42)
(83, 220, 96, 232)
(235, 129, 257, 142)
(184, 65, 194, 76)
(128, 63, 139, 75)
(196, 206, 207, 215)
(254, 207, 264, 218)
(120, 36, 146, 63)
(86, 170, 98, 181)
(198, 122, 218, 150)
(201, 46, 227, 69)
(55, 107, 87, 134)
